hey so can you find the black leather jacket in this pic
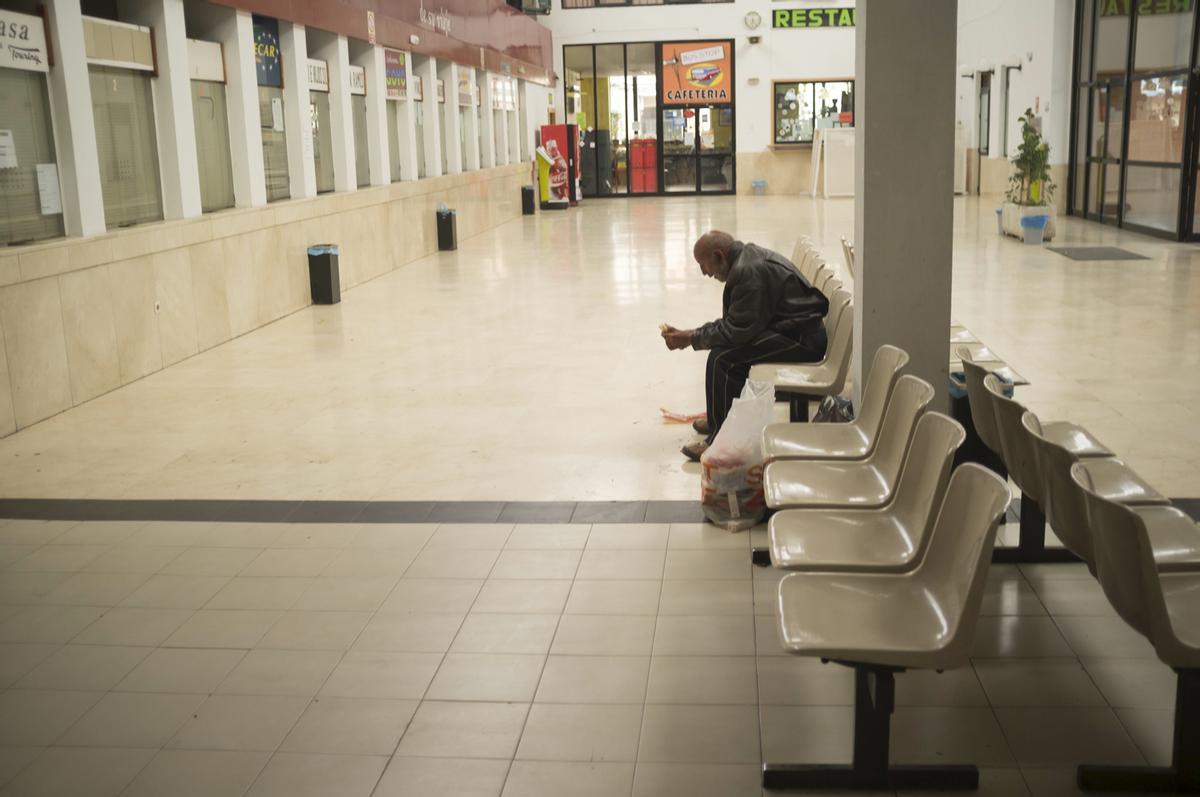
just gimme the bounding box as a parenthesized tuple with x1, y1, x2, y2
(691, 241, 830, 351)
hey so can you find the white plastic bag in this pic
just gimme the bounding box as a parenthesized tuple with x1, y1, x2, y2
(700, 379, 775, 531)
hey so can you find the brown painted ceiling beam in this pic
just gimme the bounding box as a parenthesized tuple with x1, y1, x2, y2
(210, 0, 554, 85)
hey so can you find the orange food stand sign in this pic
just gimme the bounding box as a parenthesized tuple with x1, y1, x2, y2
(661, 41, 733, 105)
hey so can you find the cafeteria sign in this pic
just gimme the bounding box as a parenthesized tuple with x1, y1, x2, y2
(662, 41, 732, 105)
(773, 8, 856, 28)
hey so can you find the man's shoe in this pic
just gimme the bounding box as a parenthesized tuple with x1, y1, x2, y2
(692, 418, 710, 436)
(681, 441, 709, 462)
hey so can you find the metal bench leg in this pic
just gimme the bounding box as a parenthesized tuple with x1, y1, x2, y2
(1078, 668, 1200, 793)
(991, 494, 1080, 565)
(789, 397, 810, 423)
(763, 665, 979, 791)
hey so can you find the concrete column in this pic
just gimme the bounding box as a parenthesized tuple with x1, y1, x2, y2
(478, 71, 496, 169)
(120, 0, 201, 219)
(394, 51, 418, 181)
(495, 88, 509, 166)
(507, 100, 520, 165)
(309, 33, 356, 192)
(462, 67, 480, 170)
(278, 21, 316, 199)
(853, 0, 957, 410)
(438, 60, 462, 174)
(416, 56, 442, 177)
(352, 42, 389, 186)
(44, 0, 106, 236)
(517, 79, 533, 163)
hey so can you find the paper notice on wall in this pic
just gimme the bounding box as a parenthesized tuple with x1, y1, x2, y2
(0, 130, 16, 169)
(271, 97, 284, 132)
(36, 163, 62, 215)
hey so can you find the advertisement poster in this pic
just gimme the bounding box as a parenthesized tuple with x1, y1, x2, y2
(661, 41, 732, 105)
(384, 49, 406, 100)
(458, 71, 472, 105)
(537, 124, 570, 207)
(252, 16, 281, 88)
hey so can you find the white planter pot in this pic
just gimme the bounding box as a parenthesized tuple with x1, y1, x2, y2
(1001, 203, 1056, 241)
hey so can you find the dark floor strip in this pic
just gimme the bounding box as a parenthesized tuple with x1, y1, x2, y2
(0, 497, 1195, 524)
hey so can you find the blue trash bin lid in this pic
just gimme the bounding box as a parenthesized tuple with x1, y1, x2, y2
(751, 179, 767, 187)
(1019, 214, 1049, 228)
(307, 245, 338, 256)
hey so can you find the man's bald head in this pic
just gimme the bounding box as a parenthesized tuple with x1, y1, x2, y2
(693, 231, 736, 282)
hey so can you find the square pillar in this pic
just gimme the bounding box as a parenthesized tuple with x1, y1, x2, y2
(853, 0, 957, 411)
(44, 0, 106, 236)
(462, 67, 480, 171)
(393, 51, 418, 181)
(507, 92, 521, 165)
(279, 21, 316, 199)
(187, 4, 265, 207)
(352, 42, 389, 187)
(478, 72, 496, 169)
(120, 0, 201, 219)
(438, 60, 462, 174)
(415, 56, 442, 178)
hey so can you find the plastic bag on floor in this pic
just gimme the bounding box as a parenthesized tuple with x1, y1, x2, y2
(813, 395, 855, 423)
(700, 379, 775, 531)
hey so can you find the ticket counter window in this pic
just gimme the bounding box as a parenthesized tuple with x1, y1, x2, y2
(259, 86, 290, 201)
(192, 80, 235, 212)
(0, 67, 64, 245)
(387, 104, 402, 182)
(773, 80, 854, 145)
(90, 66, 163, 227)
(311, 90, 335, 193)
(352, 93, 369, 187)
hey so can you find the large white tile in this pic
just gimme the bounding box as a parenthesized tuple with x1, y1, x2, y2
(244, 752, 387, 797)
(320, 651, 442, 700)
(121, 749, 269, 797)
(59, 692, 205, 748)
(535, 655, 649, 704)
(217, 649, 340, 697)
(395, 701, 529, 759)
(515, 703, 643, 762)
(0, 746, 155, 797)
(425, 653, 545, 702)
(280, 697, 417, 755)
(374, 757, 508, 797)
(167, 694, 309, 752)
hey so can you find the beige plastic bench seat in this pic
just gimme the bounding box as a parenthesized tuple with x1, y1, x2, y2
(763, 464, 1010, 792)
(1040, 423, 1111, 457)
(763, 376, 934, 510)
(949, 326, 979, 344)
(1068, 465, 1200, 793)
(768, 411, 964, 572)
(750, 292, 854, 421)
(1129, 504, 1200, 572)
(762, 345, 908, 462)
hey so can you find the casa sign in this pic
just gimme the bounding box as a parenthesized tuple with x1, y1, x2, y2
(0, 9, 49, 73)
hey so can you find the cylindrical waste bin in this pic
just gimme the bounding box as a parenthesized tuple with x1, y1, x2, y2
(306, 245, 340, 305)
(751, 179, 767, 196)
(521, 186, 535, 215)
(437, 208, 457, 251)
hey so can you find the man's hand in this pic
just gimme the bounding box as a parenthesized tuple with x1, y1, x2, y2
(661, 324, 694, 351)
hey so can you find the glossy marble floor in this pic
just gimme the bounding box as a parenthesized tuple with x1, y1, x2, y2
(0, 517, 1184, 797)
(0, 196, 1197, 502)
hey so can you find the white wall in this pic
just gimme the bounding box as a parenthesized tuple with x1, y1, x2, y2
(955, 0, 1074, 165)
(541, 0, 856, 153)
(540, 0, 1078, 170)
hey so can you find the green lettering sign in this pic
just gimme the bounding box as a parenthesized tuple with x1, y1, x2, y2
(1100, 0, 1192, 15)
(772, 6, 857, 28)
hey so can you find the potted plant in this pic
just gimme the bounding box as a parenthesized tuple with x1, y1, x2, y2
(1000, 109, 1057, 241)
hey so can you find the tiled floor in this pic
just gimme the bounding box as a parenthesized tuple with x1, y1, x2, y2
(0, 197, 1197, 501)
(0, 516, 1183, 796)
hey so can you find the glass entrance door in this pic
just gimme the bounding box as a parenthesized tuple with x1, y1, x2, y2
(661, 105, 734, 193)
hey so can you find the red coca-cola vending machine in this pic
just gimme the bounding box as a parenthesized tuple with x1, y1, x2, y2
(537, 124, 581, 208)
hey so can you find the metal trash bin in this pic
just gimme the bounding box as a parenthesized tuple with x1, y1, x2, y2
(436, 207, 457, 251)
(306, 244, 340, 305)
(521, 186, 535, 215)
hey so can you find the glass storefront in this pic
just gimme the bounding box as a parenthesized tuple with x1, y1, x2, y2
(351, 93, 369, 187)
(564, 40, 732, 197)
(191, 80, 235, 212)
(0, 66, 64, 245)
(310, 90, 335, 194)
(90, 66, 164, 228)
(1069, 0, 1198, 238)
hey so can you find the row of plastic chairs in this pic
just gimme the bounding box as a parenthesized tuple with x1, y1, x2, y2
(960, 349, 1200, 793)
(748, 237, 854, 422)
(754, 344, 1012, 791)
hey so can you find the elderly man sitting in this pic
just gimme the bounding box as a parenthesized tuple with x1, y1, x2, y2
(662, 230, 829, 461)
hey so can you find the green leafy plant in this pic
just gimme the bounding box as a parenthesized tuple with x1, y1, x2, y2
(1006, 109, 1055, 206)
